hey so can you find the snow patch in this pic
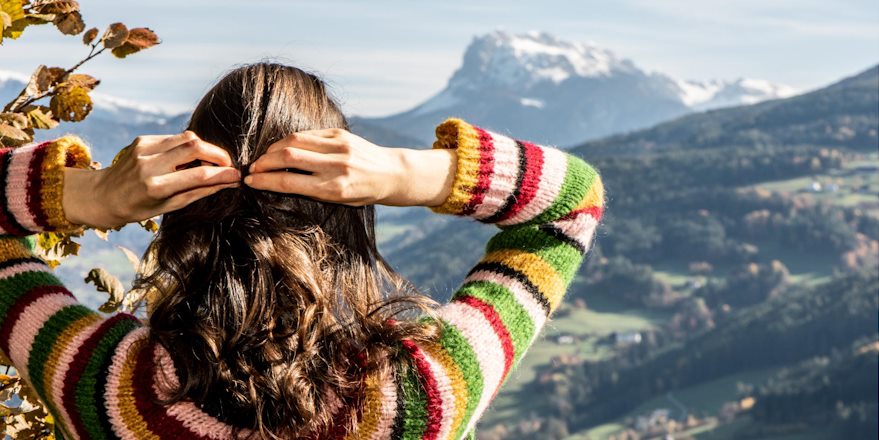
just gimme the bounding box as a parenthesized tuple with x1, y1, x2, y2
(520, 98, 545, 109)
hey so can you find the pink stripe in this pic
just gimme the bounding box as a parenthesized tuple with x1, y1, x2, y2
(105, 327, 149, 440)
(153, 344, 255, 439)
(49, 316, 108, 440)
(500, 147, 568, 226)
(368, 377, 399, 440)
(550, 213, 599, 249)
(474, 133, 520, 220)
(5, 144, 41, 231)
(416, 344, 458, 440)
(436, 302, 505, 434)
(464, 270, 547, 330)
(7, 293, 78, 378)
(0, 261, 48, 280)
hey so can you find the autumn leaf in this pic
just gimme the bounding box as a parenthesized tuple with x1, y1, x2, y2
(111, 27, 160, 58)
(31, 0, 81, 15)
(0, 0, 25, 42)
(85, 268, 126, 313)
(24, 106, 58, 130)
(82, 26, 97, 44)
(67, 73, 99, 91)
(49, 84, 92, 122)
(0, 122, 31, 147)
(139, 218, 159, 233)
(52, 10, 84, 35)
(101, 22, 128, 48)
(34, 65, 67, 92)
(117, 245, 140, 271)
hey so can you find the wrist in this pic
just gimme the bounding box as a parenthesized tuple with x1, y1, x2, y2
(396, 148, 456, 207)
(62, 168, 122, 229)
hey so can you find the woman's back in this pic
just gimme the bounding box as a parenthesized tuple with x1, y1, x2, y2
(0, 62, 604, 439)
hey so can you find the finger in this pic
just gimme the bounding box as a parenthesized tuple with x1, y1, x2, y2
(160, 182, 239, 213)
(151, 166, 240, 198)
(160, 139, 234, 169)
(243, 171, 322, 196)
(266, 131, 348, 155)
(249, 148, 333, 173)
(135, 131, 201, 155)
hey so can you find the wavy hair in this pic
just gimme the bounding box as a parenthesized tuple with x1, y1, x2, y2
(135, 63, 438, 439)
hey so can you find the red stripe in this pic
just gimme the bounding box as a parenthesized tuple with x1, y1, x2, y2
(402, 339, 443, 440)
(60, 313, 136, 438)
(26, 143, 52, 230)
(497, 141, 544, 222)
(456, 295, 515, 376)
(461, 127, 495, 216)
(0, 284, 72, 355)
(560, 206, 603, 222)
(131, 341, 212, 439)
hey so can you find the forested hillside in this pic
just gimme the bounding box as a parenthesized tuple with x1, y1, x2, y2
(372, 65, 879, 439)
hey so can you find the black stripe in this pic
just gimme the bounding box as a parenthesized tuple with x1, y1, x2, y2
(539, 224, 587, 255)
(466, 262, 551, 315)
(389, 363, 407, 440)
(481, 140, 528, 224)
(0, 257, 46, 272)
(0, 152, 31, 236)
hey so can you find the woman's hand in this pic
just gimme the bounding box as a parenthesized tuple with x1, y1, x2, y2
(245, 128, 456, 207)
(63, 131, 241, 229)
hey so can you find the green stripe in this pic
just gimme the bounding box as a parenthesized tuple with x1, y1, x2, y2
(434, 320, 484, 440)
(456, 281, 536, 360)
(397, 358, 428, 440)
(75, 317, 140, 440)
(486, 227, 584, 283)
(526, 155, 598, 227)
(27, 305, 93, 396)
(0, 270, 61, 318)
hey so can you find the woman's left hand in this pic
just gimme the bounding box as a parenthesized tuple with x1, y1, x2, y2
(63, 131, 241, 229)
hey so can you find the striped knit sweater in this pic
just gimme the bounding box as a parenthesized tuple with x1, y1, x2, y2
(0, 118, 604, 440)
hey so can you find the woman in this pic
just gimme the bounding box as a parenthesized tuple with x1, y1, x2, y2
(0, 63, 603, 439)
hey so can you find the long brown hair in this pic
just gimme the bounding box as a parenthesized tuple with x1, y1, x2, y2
(136, 63, 438, 439)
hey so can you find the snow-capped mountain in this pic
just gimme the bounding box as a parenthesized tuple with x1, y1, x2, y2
(364, 31, 797, 147)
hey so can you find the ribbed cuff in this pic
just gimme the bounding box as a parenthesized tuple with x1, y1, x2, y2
(0, 136, 92, 236)
(430, 118, 492, 216)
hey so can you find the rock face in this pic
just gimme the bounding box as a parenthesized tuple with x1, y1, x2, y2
(362, 31, 796, 147)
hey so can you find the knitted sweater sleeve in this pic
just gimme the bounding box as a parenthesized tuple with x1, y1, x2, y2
(0, 138, 143, 440)
(359, 119, 604, 440)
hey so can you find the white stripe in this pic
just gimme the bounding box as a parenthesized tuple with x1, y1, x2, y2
(550, 214, 599, 249)
(418, 345, 458, 440)
(7, 292, 78, 377)
(473, 134, 520, 220)
(499, 147, 568, 226)
(436, 301, 506, 435)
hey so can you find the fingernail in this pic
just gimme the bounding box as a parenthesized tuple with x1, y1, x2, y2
(244, 176, 253, 185)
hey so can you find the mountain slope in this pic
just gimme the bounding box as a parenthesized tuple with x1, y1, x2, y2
(573, 65, 879, 157)
(363, 31, 795, 147)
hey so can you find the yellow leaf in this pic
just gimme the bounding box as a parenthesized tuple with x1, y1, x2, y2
(49, 84, 92, 122)
(0, 0, 25, 42)
(0, 122, 31, 147)
(67, 73, 99, 91)
(25, 106, 58, 130)
(85, 268, 125, 313)
(140, 218, 159, 233)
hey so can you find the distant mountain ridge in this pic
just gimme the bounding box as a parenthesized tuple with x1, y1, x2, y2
(572, 64, 879, 157)
(361, 31, 796, 147)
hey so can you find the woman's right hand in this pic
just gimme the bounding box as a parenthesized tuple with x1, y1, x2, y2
(63, 131, 241, 229)
(245, 128, 456, 207)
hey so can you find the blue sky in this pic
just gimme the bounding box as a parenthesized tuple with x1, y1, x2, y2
(2, 0, 877, 116)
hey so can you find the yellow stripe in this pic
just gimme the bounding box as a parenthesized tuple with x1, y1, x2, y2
(39, 136, 92, 230)
(0, 239, 34, 260)
(116, 338, 161, 440)
(574, 176, 605, 211)
(482, 249, 566, 310)
(421, 342, 470, 438)
(431, 119, 482, 215)
(347, 373, 383, 440)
